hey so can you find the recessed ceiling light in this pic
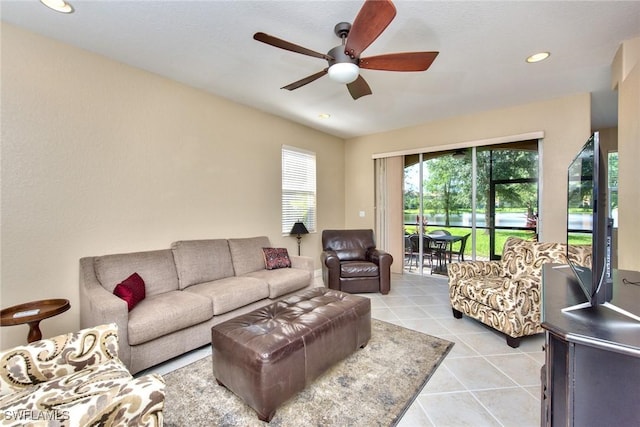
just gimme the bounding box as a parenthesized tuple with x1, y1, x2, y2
(526, 52, 550, 63)
(318, 113, 331, 119)
(40, 0, 74, 14)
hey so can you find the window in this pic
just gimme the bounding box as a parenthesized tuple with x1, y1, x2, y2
(282, 145, 316, 234)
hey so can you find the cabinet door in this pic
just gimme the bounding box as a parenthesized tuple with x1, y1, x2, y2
(572, 344, 640, 426)
(546, 332, 571, 426)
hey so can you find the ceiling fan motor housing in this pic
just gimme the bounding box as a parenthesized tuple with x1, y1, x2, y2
(327, 45, 359, 67)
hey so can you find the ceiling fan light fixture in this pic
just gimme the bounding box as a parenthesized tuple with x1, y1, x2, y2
(328, 62, 359, 84)
(40, 0, 74, 13)
(526, 52, 550, 63)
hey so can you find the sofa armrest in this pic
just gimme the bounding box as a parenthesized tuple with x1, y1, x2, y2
(0, 324, 120, 395)
(290, 255, 314, 287)
(79, 257, 131, 368)
(289, 255, 314, 274)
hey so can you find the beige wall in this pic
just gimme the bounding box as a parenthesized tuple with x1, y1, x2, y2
(345, 94, 592, 267)
(0, 24, 345, 348)
(614, 37, 640, 271)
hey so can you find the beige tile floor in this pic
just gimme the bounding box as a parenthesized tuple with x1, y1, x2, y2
(143, 272, 544, 427)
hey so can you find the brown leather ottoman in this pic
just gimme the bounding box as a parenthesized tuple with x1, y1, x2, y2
(211, 287, 371, 422)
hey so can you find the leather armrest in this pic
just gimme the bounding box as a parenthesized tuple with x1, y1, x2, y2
(368, 249, 391, 265)
(368, 249, 393, 295)
(321, 250, 341, 290)
(321, 250, 340, 269)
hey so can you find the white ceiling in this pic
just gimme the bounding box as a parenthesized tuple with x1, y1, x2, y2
(2, 0, 639, 139)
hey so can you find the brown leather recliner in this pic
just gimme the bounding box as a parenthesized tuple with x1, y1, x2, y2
(321, 229, 393, 295)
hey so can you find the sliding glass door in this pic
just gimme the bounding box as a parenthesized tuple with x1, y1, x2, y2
(403, 140, 539, 274)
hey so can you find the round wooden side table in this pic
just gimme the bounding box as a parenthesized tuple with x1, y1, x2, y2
(1, 299, 71, 343)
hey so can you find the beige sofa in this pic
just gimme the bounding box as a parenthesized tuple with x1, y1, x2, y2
(0, 323, 164, 427)
(80, 236, 316, 374)
(448, 237, 591, 347)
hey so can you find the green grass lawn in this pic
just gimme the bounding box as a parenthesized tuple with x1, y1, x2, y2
(405, 226, 539, 259)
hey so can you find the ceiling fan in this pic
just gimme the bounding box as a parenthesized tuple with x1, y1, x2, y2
(253, 0, 439, 100)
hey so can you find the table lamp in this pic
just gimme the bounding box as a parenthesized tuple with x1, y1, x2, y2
(290, 222, 309, 255)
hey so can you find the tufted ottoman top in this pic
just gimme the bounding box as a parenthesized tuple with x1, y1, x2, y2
(212, 287, 370, 363)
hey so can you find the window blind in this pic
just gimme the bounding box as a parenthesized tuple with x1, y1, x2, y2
(282, 145, 316, 234)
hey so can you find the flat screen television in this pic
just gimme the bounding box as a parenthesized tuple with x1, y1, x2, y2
(566, 132, 612, 306)
(565, 132, 639, 321)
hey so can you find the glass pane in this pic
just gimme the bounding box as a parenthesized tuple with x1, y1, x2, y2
(490, 149, 538, 180)
(422, 151, 472, 229)
(403, 156, 421, 236)
(475, 150, 491, 259)
(494, 182, 538, 229)
(493, 181, 538, 257)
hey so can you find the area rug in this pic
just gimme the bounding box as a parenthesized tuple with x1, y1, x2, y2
(162, 319, 453, 426)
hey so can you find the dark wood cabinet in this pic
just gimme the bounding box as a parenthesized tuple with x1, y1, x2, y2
(541, 265, 640, 427)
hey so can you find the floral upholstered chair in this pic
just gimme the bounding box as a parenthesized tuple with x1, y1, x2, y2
(448, 237, 591, 347)
(0, 323, 164, 426)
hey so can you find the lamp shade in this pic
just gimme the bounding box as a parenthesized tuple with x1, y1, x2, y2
(290, 222, 309, 235)
(327, 63, 359, 84)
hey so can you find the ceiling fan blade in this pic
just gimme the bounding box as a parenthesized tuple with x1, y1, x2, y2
(281, 69, 328, 91)
(346, 75, 372, 100)
(254, 32, 332, 60)
(345, 0, 396, 59)
(360, 52, 439, 71)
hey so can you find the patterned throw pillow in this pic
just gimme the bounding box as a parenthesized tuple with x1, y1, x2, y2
(262, 248, 292, 270)
(113, 272, 146, 311)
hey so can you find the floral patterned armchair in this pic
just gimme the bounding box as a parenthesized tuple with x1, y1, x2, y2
(0, 323, 164, 426)
(448, 237, 591, 347)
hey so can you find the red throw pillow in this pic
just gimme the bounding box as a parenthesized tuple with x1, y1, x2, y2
(113, 273, 146, 311)
(262, 248, 292, 270)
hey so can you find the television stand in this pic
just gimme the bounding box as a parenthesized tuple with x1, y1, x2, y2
(561, 300, 640, 322)
(541, 265, 640, 426)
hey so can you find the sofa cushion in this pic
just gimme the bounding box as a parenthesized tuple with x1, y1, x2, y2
(113, 272, 146, 311)
(341, 261, 378, 278)
(171, 239, 235, 289)
(127, 291, 213, 345)
(228, 236, 271, 276)
(94, 249, 179, 297)
(456, 277, 518, 311)
(335, 248, 367, 261)
(245, 268, 312, 298)
(184, 276, 270, 315)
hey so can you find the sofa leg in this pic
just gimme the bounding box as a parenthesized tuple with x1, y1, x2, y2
(452, 308, 463, 319)
(506, 336, 521, 348)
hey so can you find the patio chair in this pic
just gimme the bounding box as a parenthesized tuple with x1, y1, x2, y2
(404, 235, 418, 271)
(449, 233, 471, 262)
